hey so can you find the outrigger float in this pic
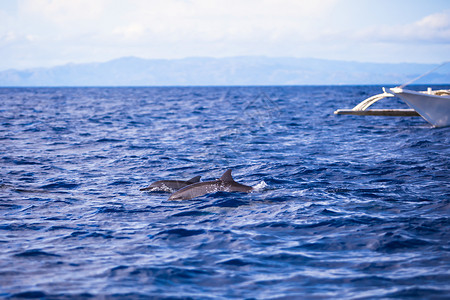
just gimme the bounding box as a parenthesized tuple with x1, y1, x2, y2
(334, 87, 450, 127)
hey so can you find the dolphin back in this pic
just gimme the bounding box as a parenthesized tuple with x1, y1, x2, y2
(140, 180, 184, 192)
(186, 175, 201, 184)
(168, 169, 252, 200)
(140, 175, 201, 192)
(225, 181, 253, 193)
(168, 181, 221, 200)
(220, 169, 234, 182)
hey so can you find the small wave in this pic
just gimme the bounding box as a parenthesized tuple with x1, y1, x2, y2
(95, 206, 126, 214)
(86, 232, 115, 239)
(0, 203, 22, 210)
(0, 223, 45, 231)
(252, 180, 268, 192)
(11, 291, 95, 299)
(9, 159, 42, 165)
(260, 252, 312, 264)
(109, 180, 132, 186)
(156, 228, 206, 238)
(40, 182, 79, 190)
(14, 249, 61, 258)
(197, 198, 248, 209)
(384, 287, 449, 298)
(217, 258, 251, 266)
(1, 183, 51, 194)
(213, 198, 247, 208)
(96, 138, 124, 143)
(172, 210, 214, 217)
(11, 291, 47, 298)
(375, 237, 432, 252)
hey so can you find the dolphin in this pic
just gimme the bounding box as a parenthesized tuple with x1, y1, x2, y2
(168, 169, 253, 200)
(140, 175, 201, 192)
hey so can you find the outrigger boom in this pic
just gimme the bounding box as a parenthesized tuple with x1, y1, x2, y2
(334, 87, 450, 127)
(334, 87, 420, 117)
(334, 62, 450, 127)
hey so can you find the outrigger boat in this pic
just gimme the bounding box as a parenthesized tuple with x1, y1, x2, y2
(335, 62, 450, 127)
(334, 87, 450, 127)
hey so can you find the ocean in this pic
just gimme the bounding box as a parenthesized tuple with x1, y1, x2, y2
(1, 85, 449, 299)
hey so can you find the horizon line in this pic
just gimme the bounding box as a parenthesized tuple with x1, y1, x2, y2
(1, 83, 449, 88)
(1, 55, 443, 72)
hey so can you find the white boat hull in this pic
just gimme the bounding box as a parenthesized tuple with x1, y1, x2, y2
(390, 88, 450, 127)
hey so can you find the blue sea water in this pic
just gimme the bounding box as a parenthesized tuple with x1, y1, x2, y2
(0, 85, 449, 299)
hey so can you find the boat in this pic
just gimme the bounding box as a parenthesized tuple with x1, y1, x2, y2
(390, 87, 450, 127)
(334, 87, 450, 127)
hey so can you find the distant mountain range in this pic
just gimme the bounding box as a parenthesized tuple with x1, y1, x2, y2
(0, 56, 448, 86)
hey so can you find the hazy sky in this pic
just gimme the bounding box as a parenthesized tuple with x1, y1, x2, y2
(1, 0, 449, 70)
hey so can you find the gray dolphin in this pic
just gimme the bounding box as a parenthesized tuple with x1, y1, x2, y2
(140, 175, 201, 192)
(168, 169, 253, 200)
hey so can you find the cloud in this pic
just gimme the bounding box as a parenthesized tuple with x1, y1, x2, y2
(19, 0, 106, 23)
(354, 10, 450, 44)
(4, 0, 339, 52)
(417, 10, 450, 29)
(112, 23, 146, 40)
(413, 10, 450, 42)
(0, 0, 448, 69)
(108, 0, 339, 41)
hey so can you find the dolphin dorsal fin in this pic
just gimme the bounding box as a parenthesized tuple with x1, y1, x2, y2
(219, 169, 234, 182)
(186, 175, 201, 184)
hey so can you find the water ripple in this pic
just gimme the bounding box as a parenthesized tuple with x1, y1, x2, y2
(0, 86, 449, 298)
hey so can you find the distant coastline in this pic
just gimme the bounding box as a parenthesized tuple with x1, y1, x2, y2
(0, 56, 448, 87)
